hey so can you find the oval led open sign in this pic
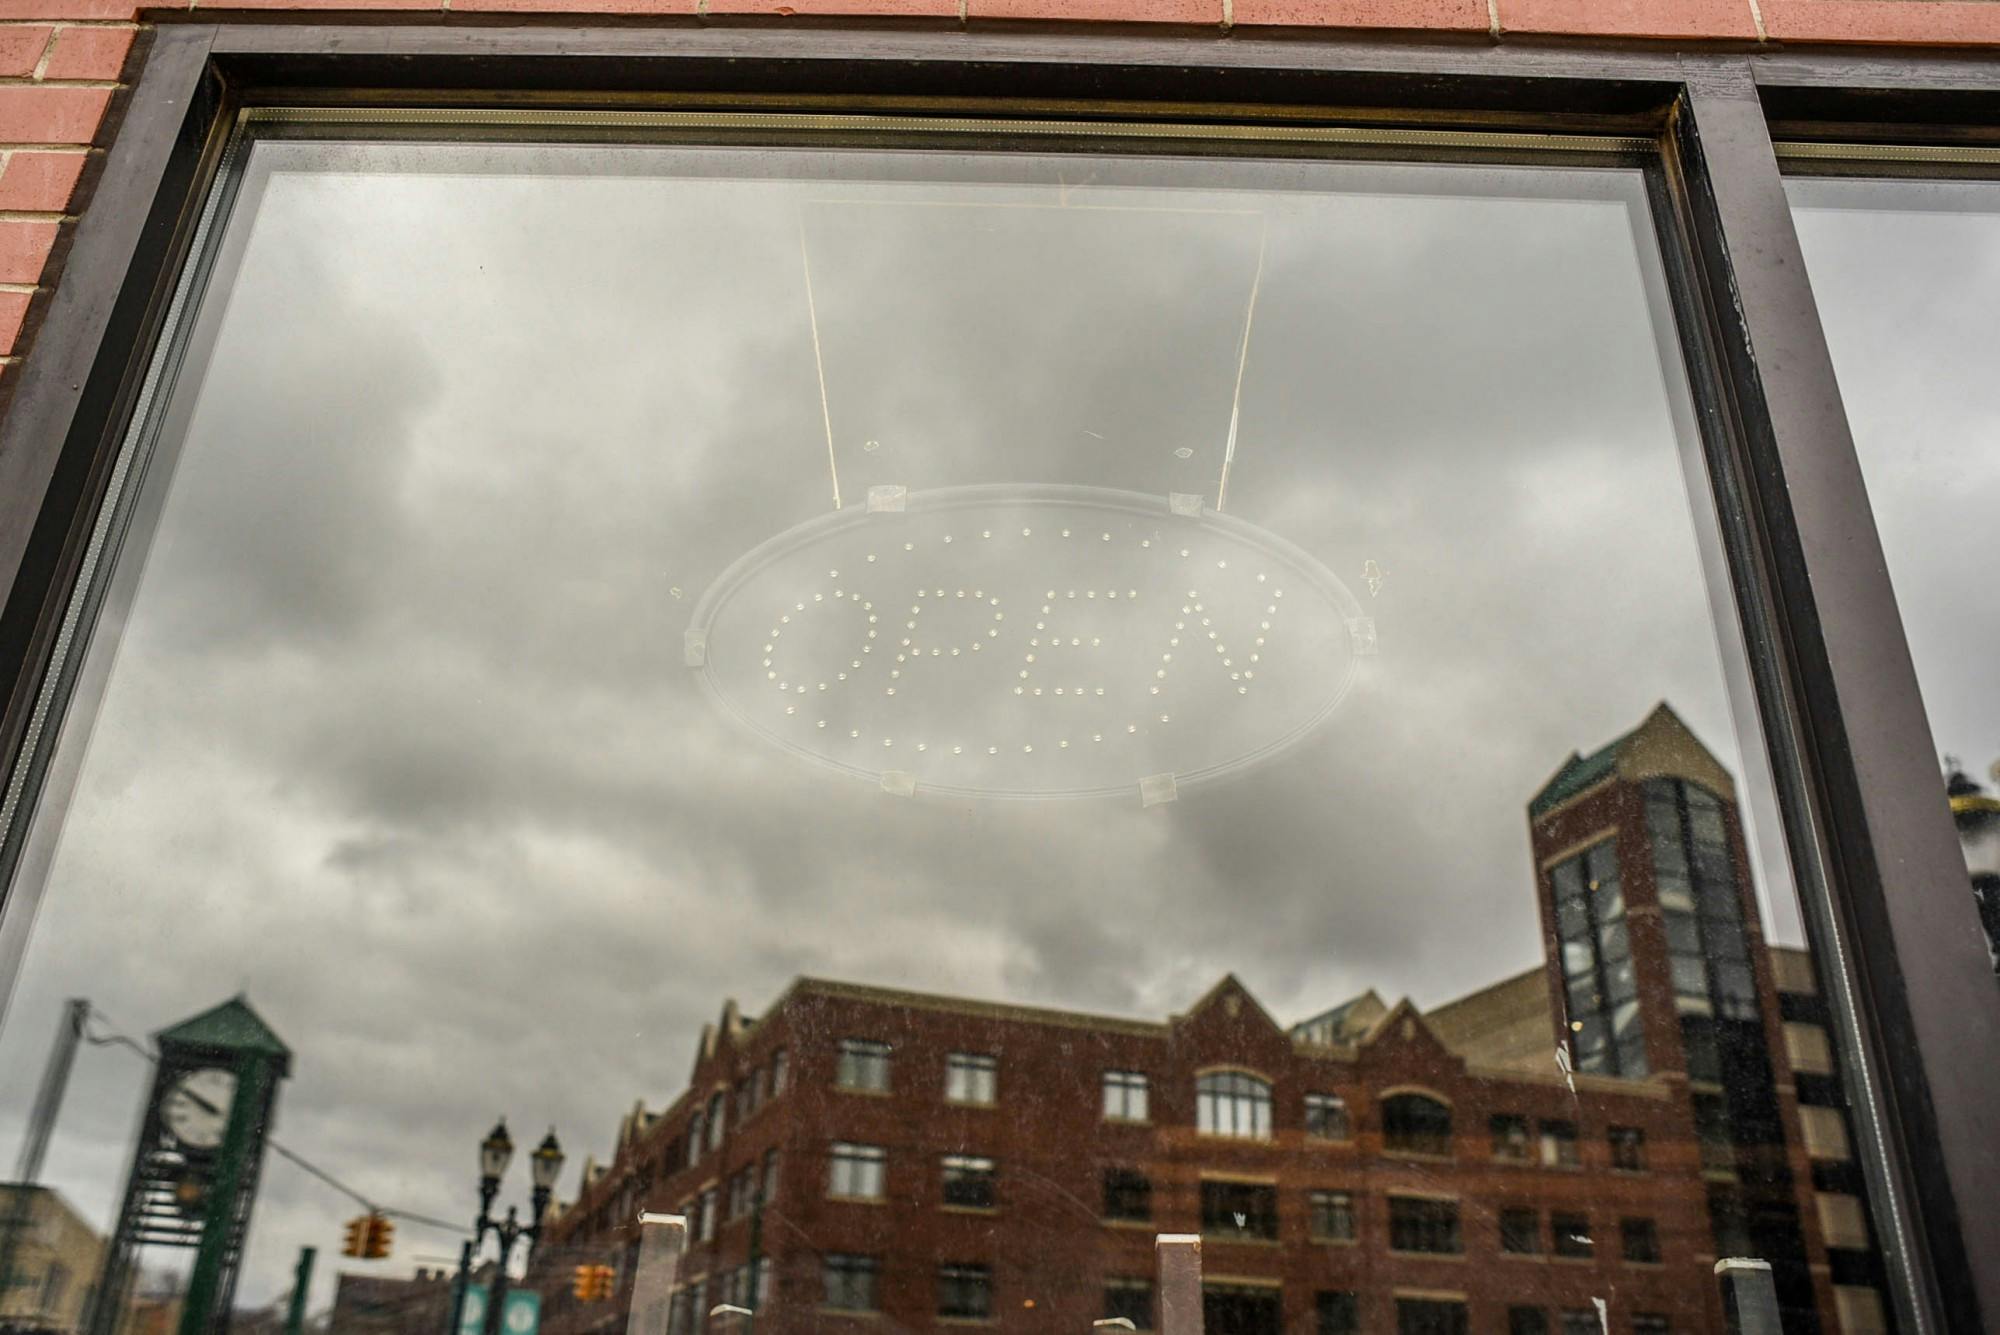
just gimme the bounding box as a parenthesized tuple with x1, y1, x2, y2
(686, 485, 1369, 800)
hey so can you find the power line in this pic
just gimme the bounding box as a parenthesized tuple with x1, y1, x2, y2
(81, 1006, 472, 1239)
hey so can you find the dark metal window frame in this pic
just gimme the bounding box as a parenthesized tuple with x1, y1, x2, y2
(0, 22, 1993, 1331)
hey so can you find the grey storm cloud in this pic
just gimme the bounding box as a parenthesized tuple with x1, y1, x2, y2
(0, 139, 1928, 1315)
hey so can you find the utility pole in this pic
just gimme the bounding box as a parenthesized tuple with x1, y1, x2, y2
(0, 1000, 88, 1311)
(284, 1248, 316, 1335)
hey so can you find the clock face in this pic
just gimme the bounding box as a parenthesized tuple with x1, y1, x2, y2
(160, 1067, 237, 1152)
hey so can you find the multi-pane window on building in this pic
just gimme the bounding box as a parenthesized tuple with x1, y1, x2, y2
(726, 1167, 755, 1219)
(1380, 1092, 1452, 1156)
(944, 1052, 997, 1105)
(705, 1092, 726, 1150)
(827, 1142, 886, 1200)
(733, 1074, 752, 1122)
(1693, 1093, 1735, 1171)
(1559, 1313, 1602, 1335)
(1491, 1112, 1531, 1161)
(1195, 1071, 1272, 1140)
(1507, 1309, 1549, 1335)
(760, 1148, 780, 1204)
(1103, 1168, 1152, 1222)
(1630, 1316, 1671, 1335)
(1539, 1118, 1580, 1168)
(822, 1255, 879, 1312)
(836, 1038, 892, 1091)
(770, 1049, 788, 1097)
(685, 1113, 703, 1168)
(1103, 1279, 1153, 1331)
(1304, 1093, 1350, 1140)
(1102, 1070, 1150, 1122)
(936, 1265, 992, 1320)
(1608, 1125, 1646, 1171)
(1307, 1189, 1355, 1241)
(1551, 1211, 1594, 1258)
(1387, 1196, 1461, 1254)
(1317, 1292, 1359, 1335)
(1622, 1216, 1662, 1263)
(1396, 1297, 1469, 1335)
(1647, 779, 1758, 1023)
(940, 1154, 997, 1209)
(696, 1188, 717, 1242)
(1199, 1180, 1279, 1240)
(1550, 838, 1646, 1076)
(1500, 1206, 1542, 1254)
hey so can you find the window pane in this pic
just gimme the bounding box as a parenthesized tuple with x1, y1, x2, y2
(1788, 175, 2000, 974)
(0, 125, 1890, 1335)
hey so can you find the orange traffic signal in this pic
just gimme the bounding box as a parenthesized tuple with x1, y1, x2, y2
(341, 1215, 370, 1258)
(572, 1265, 615, 1301)
(363, 1213, 394, 1259)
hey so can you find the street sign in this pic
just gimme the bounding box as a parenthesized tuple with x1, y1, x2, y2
(504, 1290, 541, 1335)
(458, 1286, 540, 1335)
(459, 1285, 487, 1335)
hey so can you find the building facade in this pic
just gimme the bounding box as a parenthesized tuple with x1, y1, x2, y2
(533, 707, 1890, 1335)
(0, 1186, 104, 1335)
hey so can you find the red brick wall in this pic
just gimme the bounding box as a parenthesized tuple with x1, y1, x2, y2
(0, 0, 1994, 406)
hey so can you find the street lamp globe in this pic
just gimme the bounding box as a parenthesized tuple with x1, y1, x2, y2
(531, 1129, 565, 1192)
(480, 1120, 514, 1184)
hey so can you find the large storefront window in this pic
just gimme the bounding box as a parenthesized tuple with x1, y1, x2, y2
(0, 121, 1904, 1333)
(1787, 173, 2000, 971)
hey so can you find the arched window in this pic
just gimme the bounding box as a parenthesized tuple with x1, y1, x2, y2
(685, 1113, 703, 1166)
(1195, 1072, 1272, 1140)
(1381, 1092, 1452, 1156)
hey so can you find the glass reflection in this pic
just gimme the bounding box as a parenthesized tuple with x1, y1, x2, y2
(0, 133, 1898, 1335)
(1788, 175, 2000, 977)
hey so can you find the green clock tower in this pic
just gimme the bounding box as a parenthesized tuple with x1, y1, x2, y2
(85, 996, 291, 1335)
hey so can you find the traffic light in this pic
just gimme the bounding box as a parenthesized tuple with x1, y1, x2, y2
(341, 1215, 369, 1258)
(363, 1213, 393, 1259)
(572, 1265, 615, 1301)
(595, 1265, 615, 1299)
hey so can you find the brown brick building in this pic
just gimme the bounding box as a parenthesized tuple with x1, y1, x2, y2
(531, 706, 1888, 1335)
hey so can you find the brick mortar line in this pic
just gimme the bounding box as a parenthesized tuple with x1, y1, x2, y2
(0, 282, 37, 293)
(0, 210, 76, 220)
(0, 20, 139, 26)
(0, 141, 99, 150)
(0, 77, 121, 86)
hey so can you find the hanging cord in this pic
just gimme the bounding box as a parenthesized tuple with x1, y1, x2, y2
(797, 211, 842, 512)
(1215, 213, 1269, 514)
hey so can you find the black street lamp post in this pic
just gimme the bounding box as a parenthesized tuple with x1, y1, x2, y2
(446, 1122, 565, 1335)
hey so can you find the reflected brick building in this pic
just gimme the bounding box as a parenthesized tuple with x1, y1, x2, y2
(533, 706, 1891, 1335)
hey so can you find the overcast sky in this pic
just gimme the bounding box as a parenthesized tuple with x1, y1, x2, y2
(0, 138, 1907, 1315)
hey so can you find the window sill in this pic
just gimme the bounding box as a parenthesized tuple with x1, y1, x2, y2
(944, 1100, 997, 1110)
(937, 1317, 998, 1326)
(1200, 1234, 1281, 1247)
(815, 1308, 880, 1320)
(941, 1205, 999, 1216)
(826, 1194, 887, 1206)
(1550, 1254, 1598, 1265)
(1101, 1218, 1154, 1231)
(1308, 1235, 1357, 1246)
(1102, 1117, 1153, 1128)
(1497, 1251, 1547, 1262)
(834, 1086, 893, 1099)
(1380, 1150, 1454, 1164)
(1386, 1250, 1465, 1261)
